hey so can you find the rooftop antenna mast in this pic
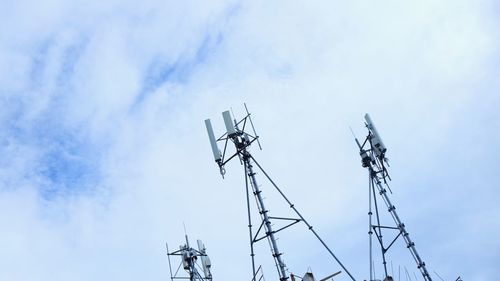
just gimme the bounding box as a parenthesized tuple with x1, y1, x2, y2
(205, 104, 356, 281)
(166, 234, 213, 281)
(352, 113, 432, 281)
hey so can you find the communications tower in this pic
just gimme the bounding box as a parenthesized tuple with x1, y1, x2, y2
(352, 114, 432, 281)
(205, 105, 355, 281)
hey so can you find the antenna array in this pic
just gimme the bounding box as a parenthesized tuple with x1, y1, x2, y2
(205, 104, 355, 281)
(166, 235, 212, 281)
(353, 113, 432, 281)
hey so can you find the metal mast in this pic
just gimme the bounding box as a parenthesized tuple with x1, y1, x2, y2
(353, 113, 432, 281)
(244, 147, 288, 280)
(205, 104, 356, 281)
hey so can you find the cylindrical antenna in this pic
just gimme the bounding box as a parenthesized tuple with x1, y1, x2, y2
(349, 126, 362, 149)
(222, 110, 236, 136)
(205, 119, 221, 162)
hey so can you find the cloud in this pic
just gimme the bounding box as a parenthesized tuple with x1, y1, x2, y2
(0, 0, 499, 280)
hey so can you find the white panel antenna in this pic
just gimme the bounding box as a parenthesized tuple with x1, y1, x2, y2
(222, 110, 236, 136)
(197, 240, 212, 279)
(205, 119, 221, 162)
(364, 113, 387, 160)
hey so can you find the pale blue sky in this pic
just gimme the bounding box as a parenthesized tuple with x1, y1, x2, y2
(0, 0, 498, 280)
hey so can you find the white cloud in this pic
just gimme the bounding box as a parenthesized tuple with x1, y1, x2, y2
(0, 0, 498, 280)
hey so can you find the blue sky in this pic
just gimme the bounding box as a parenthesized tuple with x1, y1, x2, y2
(0, 0, 499, 280)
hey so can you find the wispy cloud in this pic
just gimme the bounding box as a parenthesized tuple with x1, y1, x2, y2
(136, 31, 225, 107)
(0, 0, 498, 280)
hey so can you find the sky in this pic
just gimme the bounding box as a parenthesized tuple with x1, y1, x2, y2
(0, 0, 499, 280)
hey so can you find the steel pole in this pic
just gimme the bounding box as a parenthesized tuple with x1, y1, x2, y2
(243, 151, 288, 281)
(369, 171, 373, 281)
(371, 168, 432, 281)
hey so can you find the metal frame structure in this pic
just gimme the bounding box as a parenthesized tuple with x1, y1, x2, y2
(166, 235, 213, 281)
(205, 104, 356, 281)
(352, 113, 432, 281)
